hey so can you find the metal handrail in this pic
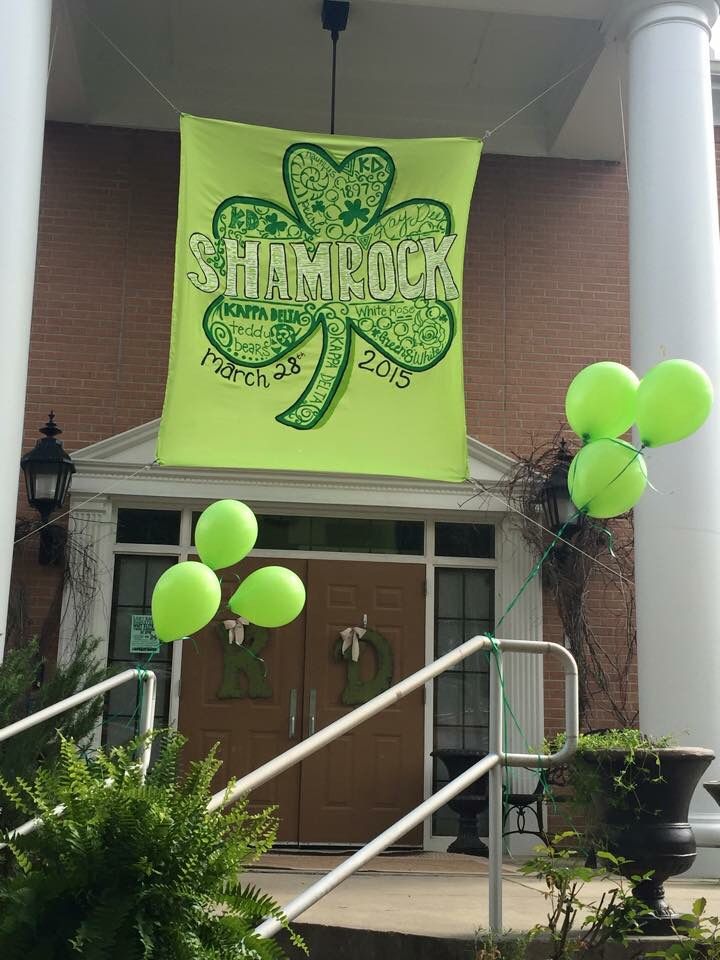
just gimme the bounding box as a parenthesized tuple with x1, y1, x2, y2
(208, 636, 577, 812)
(257, 751, 502, 938)
(0, 638, 577, 935)
(206, 636, 578, 936)
(0, 667, 157, 847)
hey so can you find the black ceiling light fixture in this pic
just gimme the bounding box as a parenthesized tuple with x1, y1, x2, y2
(538, 439, 581, 536)
(20, 412, 76, 565)
(322, 0, 350, 134)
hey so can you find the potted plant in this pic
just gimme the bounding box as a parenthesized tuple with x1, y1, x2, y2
(548, 729, 714, 935)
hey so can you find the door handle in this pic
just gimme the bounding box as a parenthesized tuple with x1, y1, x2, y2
(308, 688, 317, 737)
(288, 688, 298, 739)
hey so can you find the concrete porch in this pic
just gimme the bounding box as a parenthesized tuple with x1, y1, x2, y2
(249, 851, 720, 938)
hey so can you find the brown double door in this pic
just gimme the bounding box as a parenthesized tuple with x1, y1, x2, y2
(178, 557, 425, 845)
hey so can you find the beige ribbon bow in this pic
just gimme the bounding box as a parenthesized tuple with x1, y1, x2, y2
(223, 616, 250, 646)
(339, 626, 366, 663)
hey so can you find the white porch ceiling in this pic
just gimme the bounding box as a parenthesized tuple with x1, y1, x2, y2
(47, 0, 630, 159)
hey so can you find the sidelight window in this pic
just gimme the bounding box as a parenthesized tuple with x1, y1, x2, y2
(432, 566, 494, 836)
(104, 509, 180, 749)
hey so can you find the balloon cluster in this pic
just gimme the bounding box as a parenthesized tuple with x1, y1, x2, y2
(564, 359, 713, 520)
(151, 500, 306, 643)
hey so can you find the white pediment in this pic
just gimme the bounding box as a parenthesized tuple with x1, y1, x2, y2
(69, 419, 514, 515)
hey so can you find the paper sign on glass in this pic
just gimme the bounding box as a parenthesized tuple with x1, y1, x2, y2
(130, 615, 160, 654)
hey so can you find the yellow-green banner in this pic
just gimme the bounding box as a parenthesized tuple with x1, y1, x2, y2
(158, 115, 481, 481)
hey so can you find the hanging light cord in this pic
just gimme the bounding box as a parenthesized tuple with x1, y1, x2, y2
(330, 29, 339, 135)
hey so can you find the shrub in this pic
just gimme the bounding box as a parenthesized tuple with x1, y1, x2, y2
(0, 635, 106, 831)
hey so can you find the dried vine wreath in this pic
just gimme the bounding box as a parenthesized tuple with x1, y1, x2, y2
(471, 430, 638, 729)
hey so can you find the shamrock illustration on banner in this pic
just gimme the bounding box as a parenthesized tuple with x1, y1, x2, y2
(200, 144, 458, 429)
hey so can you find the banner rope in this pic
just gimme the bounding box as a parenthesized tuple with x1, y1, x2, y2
(77, 4, 598, 147)
(47, 21, 59, 81)
(615, 42, 630, 195)
(482, 52, 598, 142)
(14, 461, 157, 547)
(81, 8, 181, 115)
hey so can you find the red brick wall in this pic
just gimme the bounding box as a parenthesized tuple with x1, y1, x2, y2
(465, 154, 630, 454)
(16, 122, 643, 723)
(26, 125, 178, 447)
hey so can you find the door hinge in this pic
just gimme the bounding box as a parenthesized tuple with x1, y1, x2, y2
(422, 579, 428, 598)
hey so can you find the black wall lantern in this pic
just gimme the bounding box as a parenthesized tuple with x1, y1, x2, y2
(20, 412, 75, 565)
(539, 439, 579, 535)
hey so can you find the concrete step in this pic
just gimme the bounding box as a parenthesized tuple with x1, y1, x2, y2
(282, 924, 684, 960)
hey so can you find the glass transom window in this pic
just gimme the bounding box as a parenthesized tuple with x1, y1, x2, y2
(192, 512, 424, 555)
(434, 522, 494, 559)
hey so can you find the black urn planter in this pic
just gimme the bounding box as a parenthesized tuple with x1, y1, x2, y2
(432, 749, 489, 857)
(582, 747, 714, 935)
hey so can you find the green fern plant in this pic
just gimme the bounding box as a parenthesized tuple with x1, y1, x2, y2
(0, 731, 298, 959)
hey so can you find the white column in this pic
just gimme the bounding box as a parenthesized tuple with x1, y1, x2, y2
(497, 519, 544, 854)
(0, 1, 52, 660)
(608, 0, 720, 865)
(498, 520, 544, 791)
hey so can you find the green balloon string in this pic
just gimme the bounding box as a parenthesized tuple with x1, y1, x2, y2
(587, 521, 616, 559)
(481, 514, 581, 815)
(639, 441, 676, 494)
(495, 513, 582, 635)
(104, 650, 157, 738)
(481, 444, 648, 838)
(244, 645, 268, 679)
(574, 440, 644, 517)
(216, 620, 269, 679)
(645, 477, 671, 496)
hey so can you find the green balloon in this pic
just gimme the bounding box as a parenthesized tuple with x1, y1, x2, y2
(565, 362, 639, 441)
(195, 499, 258, 570)
(636, 359, 713, 447)
(229, 566, 306, 629)
(568, 438, 647, 519)
(152, 561, 221, 643)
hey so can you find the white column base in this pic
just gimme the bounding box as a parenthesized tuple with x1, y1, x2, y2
(686, 842, 720, 879)
(691, 813, 720, 849)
